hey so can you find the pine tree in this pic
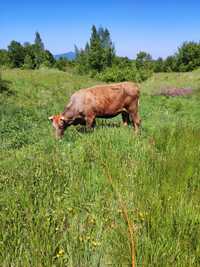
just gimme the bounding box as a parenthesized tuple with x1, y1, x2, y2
(43, 50, 55, 67)
(99, 28, 115, 68)
(96, 26, 115, 68)
(75, 25, 116, 73)
(98, 27, 112, 48)
(88, 25, 104, 72)
(85, 42, 90, 53)
(74, 45, 80, 57)
(34, 32, 44, 50)
(32, 45, 44, 68)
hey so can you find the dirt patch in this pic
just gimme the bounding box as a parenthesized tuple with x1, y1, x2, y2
(156, 88, 193, 97)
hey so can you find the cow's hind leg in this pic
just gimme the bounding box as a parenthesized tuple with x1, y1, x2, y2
(129, 111, 141, 134)
(122, 111, 130, 126)
(127, 98, 141, 134)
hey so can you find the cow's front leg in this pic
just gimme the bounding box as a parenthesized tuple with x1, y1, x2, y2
(86, 114, 95, 129)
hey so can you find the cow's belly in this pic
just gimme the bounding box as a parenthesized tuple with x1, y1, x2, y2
(95, 106, 127, 117)
(96, 112, 122, 119)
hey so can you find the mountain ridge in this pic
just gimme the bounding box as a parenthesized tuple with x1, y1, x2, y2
(54, 51, 76, 60)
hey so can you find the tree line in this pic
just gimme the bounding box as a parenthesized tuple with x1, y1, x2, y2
(0, 32, 56, 69)
(1, 27, 200, 82)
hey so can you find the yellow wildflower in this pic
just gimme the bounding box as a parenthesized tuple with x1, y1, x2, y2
(85, 235, 91, 241)
(91, 240, 101, 247)
(79, 236, 84, 242)
(67, 207, 73, 212)
(56, 248, 64, 258)
(88, 217, 96, 225)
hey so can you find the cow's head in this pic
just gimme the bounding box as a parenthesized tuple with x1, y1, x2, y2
(48, 114, 67, 138)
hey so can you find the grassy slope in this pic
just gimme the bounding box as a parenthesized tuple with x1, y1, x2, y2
(0, 69, 200, 267)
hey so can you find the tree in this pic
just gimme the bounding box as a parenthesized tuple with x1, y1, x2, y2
(8, 41, 25, 68)
(98, 27, 115, 68)
(74, 45, 89, 73)
(31, 44, 44, 68)
(154, 57, 164, 72)
(98, 27, 111, 48)
(135, 51, 154, 80)
(88, 25, 104, 72)
(2, 32, 55, 70)
(74, 25, 116, 74)
(23, 44, 36, 68)
(136, 51, 153, 69)
(23, 54, 34, 69)
(85, 42, 90, 53)
(163, 56, 177, 72)
(75, 49, 90, 74)
(34, 32, 45, 50)
(176, 41, 200, 71)
(23, 42, 55, 69)
(74, 45, 80, 58)
(42, 50, 55, 67)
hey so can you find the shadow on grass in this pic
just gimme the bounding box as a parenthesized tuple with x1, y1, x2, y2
(76, 120, 123, 134)
(97, 120, 122, 128)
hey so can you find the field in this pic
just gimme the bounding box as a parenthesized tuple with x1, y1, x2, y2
(0, 68, 200, 267)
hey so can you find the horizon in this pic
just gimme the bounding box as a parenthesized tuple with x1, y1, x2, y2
(1, 0, 200, 59)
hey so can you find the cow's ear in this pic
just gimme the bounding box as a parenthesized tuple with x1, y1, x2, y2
(49, 116, 54, 122)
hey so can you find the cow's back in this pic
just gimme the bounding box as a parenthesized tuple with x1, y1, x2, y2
(85, 82, 138, 97)
(85, 82, 139, 116)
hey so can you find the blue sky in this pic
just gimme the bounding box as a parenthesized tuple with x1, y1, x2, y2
(1, 0, 200, 59)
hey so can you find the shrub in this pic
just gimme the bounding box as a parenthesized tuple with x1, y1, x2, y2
(54, 57, 74, 72)
(22, 55, 34, 69)
(97, 65, 152, 82)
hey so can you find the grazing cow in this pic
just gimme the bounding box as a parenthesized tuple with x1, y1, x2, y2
(49, 82, 141, 138)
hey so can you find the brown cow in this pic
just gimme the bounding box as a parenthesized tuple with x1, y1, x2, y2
(49, 82, 141, 138)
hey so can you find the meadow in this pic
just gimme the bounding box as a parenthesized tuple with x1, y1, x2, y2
(0, 68, 200, 267)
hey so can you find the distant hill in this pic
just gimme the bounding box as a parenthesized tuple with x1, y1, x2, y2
(54, 51, 76, 60)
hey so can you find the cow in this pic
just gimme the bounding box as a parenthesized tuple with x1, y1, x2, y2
(49, 82, 141, 138)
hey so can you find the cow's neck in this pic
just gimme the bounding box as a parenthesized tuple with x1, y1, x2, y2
(62, 108, 74, 121)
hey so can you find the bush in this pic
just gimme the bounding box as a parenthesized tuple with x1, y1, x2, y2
(54, 57, 74, 72)
(96, 65, 152, 82)
(22, 55, 34, 69)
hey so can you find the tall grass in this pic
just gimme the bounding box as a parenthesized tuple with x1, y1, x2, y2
(0, 69, 199, 266)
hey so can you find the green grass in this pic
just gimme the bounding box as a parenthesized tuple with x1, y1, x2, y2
(0, 69, 200, 267)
